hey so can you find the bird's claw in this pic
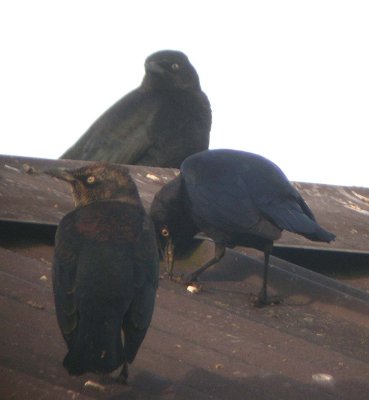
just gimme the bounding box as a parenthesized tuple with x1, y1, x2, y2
(253, 293, 283, 308)
(164, 271, 185, 284)
(184, 273, 199, 285)
(115, 362, 129, 384)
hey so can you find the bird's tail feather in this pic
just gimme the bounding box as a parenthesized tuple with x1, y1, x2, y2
(264, 206, 335, 243)
(63, 315, 125, 376)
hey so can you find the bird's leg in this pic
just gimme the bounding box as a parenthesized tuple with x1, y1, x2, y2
(258, 244, 272, 304)
(255, 243, 282, 306)
(185, 243, 225, 284)
(115, 361, 129, 384)
(101, 361, 128, 385)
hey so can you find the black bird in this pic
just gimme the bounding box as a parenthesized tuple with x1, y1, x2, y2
(150, 149, 335, 305)
(46, 163, 159, 381)
(61, 50, 212, 168)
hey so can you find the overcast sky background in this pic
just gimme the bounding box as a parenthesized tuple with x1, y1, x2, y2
(1, 1, 368, 187)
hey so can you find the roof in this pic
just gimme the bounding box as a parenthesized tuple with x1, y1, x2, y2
(1, 155, 369, 399)
(2, 154, 369, 253)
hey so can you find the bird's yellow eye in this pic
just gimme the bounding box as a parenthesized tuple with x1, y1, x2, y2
(171, 63, 180, 71)
(86, 175, 96, 184)
(161, 227, 170, 237)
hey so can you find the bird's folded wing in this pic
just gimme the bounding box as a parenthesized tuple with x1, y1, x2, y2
(53, 213, 82, 344)
(183, 155, 314, 236)
(122, 215, 159, 362)
(61, 90, 160, 164)
(185, 182, 261, 233)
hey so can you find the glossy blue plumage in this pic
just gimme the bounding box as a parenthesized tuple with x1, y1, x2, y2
(181, 149, 335, 244)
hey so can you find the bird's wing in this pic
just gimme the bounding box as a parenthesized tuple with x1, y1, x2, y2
(53, 202, 141, 346)
(258, 190, 335, 241)
(181, 151, 280, 234)
(238, 158, 334, 240)
(183, 175, 262, 235)
(53, 211, 82, 345)
(61, 90, 160, 164)
(122, 215, 159, 363)
(182, 150, 328, 239)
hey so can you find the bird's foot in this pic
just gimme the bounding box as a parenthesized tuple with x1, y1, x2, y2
(163, 270, 183, 283)
(183, 274, 203, 294)
(102, 362, 129, 385)
(170, 274, 186, 284)
(253, 293, 283, 308)
(116, 362, 129, 384)
(183, 273, 200, 285)
(165, 271, 203, 292)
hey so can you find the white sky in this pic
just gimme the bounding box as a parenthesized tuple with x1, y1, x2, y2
(1, 1, 368, 187)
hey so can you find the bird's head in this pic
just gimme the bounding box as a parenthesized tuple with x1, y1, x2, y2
(150, 176, 200, 276)
(142, 50, 201, 91)
(45, 162, 141, 208)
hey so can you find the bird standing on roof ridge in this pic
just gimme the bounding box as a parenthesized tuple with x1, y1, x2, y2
(46, 162, 159, 382)
(150, 149, 335, 305)
(61, 50, 212, 168)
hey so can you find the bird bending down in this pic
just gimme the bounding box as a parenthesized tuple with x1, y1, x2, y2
(46, 163, 159, 382)
(61, 50, 212, 168)
(150, 149, 335, 305)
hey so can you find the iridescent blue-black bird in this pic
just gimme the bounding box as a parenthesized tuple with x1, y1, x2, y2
(150, 149, 335, 305)
(61, 50, 212, 168)
(46, 163, 159, 382)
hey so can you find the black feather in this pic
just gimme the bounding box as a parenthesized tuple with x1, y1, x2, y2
(150, 149, 335, 304)
(61, 50, 211, 168)
(49, 164, 159, 381)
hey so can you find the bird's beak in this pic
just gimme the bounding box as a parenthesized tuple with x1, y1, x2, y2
(163, 237, 175, 278)
(43, 168, 75, 183)
(145, 60, 165, 75)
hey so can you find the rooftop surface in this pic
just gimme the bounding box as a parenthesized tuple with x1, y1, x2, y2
(1, 155, 369, 399)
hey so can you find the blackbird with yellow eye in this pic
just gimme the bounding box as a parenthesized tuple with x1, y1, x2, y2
(150, 149, 335, 305)
(46, 163, 159, 382)
(61, 50, 212, 168)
